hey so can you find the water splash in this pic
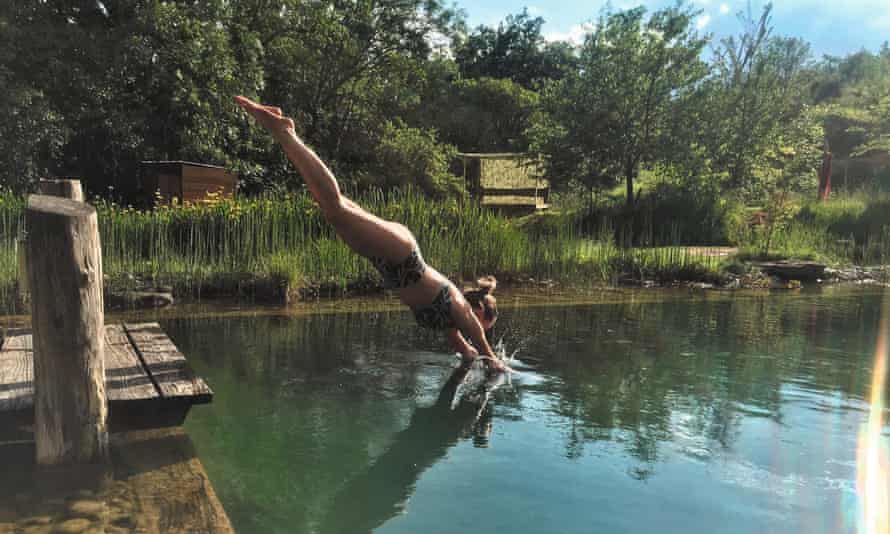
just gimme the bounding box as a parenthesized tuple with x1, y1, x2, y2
(856, 296, 890, 534)
(449, 342, 517, 415)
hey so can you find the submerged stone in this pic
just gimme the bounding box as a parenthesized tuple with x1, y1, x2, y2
(53, 518, 93, 533)
(67, 500, 105, 519)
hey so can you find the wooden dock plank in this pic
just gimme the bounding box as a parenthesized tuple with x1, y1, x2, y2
(1, 324, 210, 416)
(0, 331, 33, 412)
(105, 325, 159, 402)
(124, 323, 212, 403)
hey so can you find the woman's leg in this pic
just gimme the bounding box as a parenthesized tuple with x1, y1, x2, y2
(326, 198, 416, 261)
(287, 147, 414, 260)
(235, 96, 415, 261)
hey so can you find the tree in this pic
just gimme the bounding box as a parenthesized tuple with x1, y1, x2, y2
(699, 3, 813, 199)
(756, 105, 823, 254)
(413, 67, 540, 153)
(252, 0, 462, 189)
(454, 9, 578, 88)
(371, 119, 461, 197)
(0, 0, 265, 196)
(533, 4, 708, 208)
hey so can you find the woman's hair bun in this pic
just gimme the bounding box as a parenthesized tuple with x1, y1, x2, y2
(476, 275, 497, 294)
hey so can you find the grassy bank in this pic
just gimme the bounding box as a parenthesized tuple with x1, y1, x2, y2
(3, 188, 889, 314)
(0, 189, 721, 311)
(552, 188, 890, 265)
(732, 193, 890, 264)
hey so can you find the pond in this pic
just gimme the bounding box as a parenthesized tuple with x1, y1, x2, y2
(159, 286, 889, 534)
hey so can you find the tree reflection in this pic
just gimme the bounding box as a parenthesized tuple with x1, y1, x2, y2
(505, 289, 883, 479)
(161, 287, 885, 530)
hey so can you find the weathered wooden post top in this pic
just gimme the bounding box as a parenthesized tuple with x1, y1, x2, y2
(37, 178, 85, 201)
(26, 192, 108, 465)
(17, 179, 85, 303)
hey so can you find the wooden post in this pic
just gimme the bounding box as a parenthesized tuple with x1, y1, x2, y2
(38, 178, 84, 202)
(26, 195, 108, 464)
(17, 179, 84, 305)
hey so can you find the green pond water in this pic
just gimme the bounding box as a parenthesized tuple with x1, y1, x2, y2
(161, 286, 890, 534)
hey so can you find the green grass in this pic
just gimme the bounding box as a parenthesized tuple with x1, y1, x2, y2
(0, 188, 723, 312)
(0, 191, 24, 312)
(5, 187, 890, 314)
(735, 193, 890, 265)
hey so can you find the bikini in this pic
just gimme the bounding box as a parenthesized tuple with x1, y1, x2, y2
(370, 249, 456, 329)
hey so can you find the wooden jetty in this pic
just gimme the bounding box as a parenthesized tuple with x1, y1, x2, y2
(0, 322, 212, 443)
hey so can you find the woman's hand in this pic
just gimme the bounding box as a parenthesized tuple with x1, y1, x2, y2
(234, 95, 295, 140)
(483, 355, 507, 372)
(460, 346, 479, 366)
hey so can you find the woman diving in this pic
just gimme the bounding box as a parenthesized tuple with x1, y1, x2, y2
(235, 96, 506, 371)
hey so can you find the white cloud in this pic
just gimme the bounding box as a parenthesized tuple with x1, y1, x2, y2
(696, 14, 712, 30)
(526, 6, 543, 16)
(719, 3, 730, 14)
(544, 22, 596, 45)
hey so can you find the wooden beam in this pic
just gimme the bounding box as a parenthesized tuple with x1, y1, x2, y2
(26, 194, 108, 464)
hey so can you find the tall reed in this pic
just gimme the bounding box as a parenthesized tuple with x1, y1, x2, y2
(0, 191, 24, 311)
(0, 188, 723, 308)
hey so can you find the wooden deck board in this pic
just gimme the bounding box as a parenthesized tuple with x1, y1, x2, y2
(0, 330, 33, 412)
(123, 323, 213, 403)
(0, 324, 211, 422)
(105, 325, 159, 402)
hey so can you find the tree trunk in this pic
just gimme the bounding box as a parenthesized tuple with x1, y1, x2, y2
(624, 162, 637, 246)
(818, 148, 832, 202)
(26, 195, 108, 465)
(625, 167, 635, 209)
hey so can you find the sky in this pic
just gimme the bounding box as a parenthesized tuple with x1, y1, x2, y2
(457, 0, 890, 58)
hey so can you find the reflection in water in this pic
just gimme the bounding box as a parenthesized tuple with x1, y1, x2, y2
(319, 364, 494, 534)
(165, 286, 889, 534)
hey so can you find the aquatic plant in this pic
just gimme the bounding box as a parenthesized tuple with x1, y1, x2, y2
(4, 188, 890, 309)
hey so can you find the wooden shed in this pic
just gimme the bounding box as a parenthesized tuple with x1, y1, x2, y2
(140, 161, 237, 205)
(458, 153, 550, 214)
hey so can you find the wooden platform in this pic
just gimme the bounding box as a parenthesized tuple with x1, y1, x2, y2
(0, 322, 212, 442)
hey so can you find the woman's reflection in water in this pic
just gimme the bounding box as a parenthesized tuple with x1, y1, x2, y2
(318, 363, 501, 534)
